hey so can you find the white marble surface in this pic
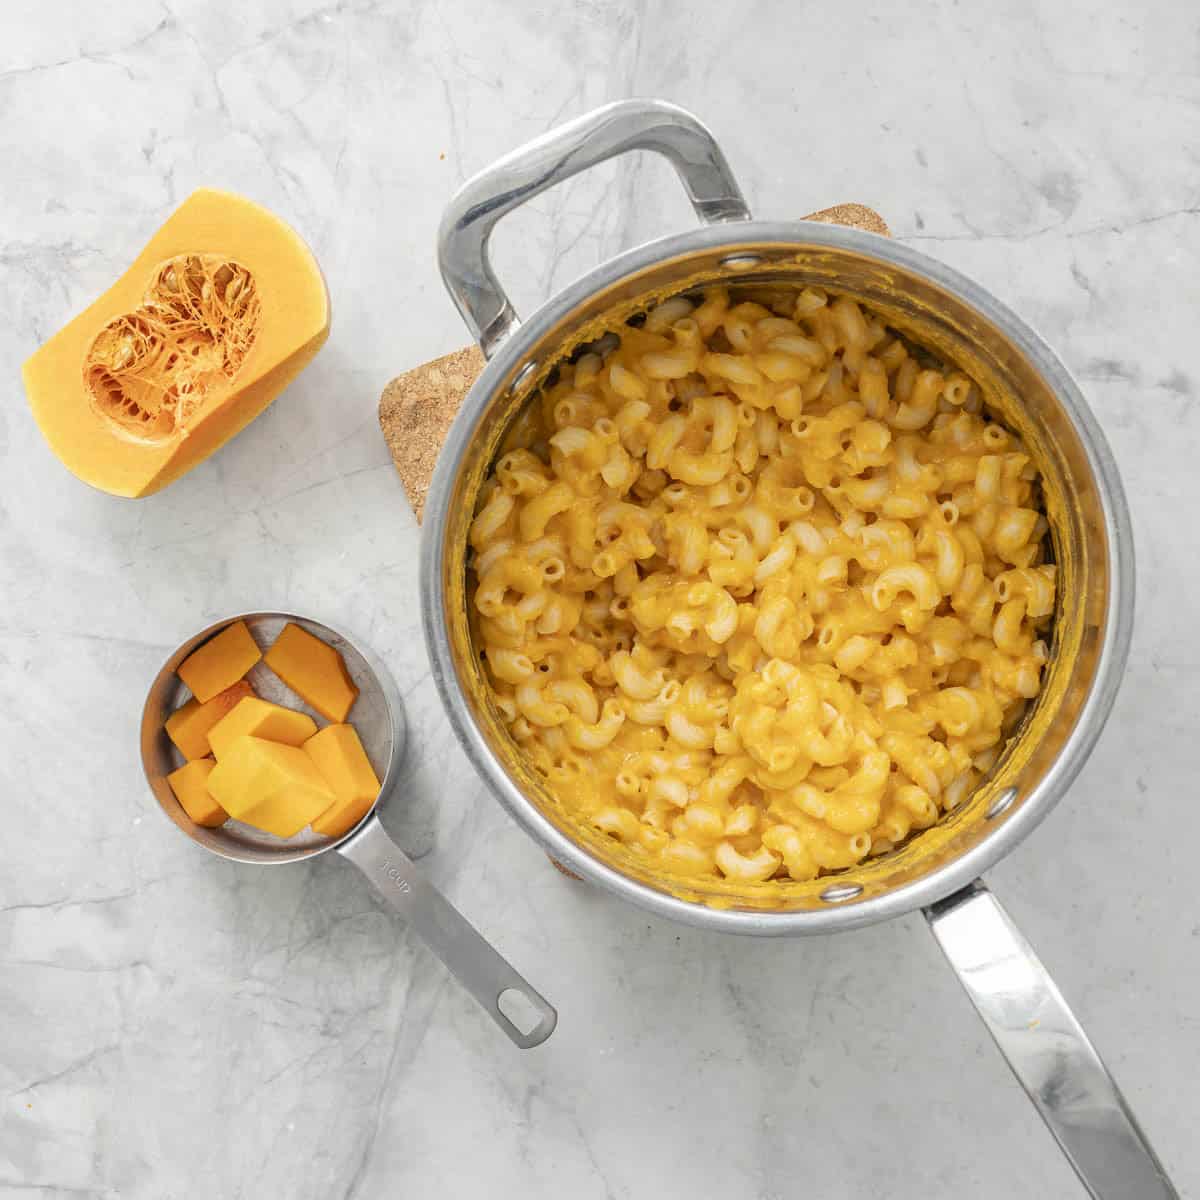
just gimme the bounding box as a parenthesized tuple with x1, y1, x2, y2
(3, 1, 1198, 1196)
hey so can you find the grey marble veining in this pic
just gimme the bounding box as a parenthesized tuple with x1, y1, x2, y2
(2, 1, 1198, 1197)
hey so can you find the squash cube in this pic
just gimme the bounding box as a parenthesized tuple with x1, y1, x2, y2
(178, 620, 261, 703)
(208, 697, 317, 760)
(264, 622, 358, 722)
(166, 757, 227, 827)
(304, 724, 381, 838)
(206, 736, 334, 839)
(165, 680, 255, 761)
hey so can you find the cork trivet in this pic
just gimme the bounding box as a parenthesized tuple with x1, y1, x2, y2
(379, 204, 890, 520)
(381, 204, 890, 882)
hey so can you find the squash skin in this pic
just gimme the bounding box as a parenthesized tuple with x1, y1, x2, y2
(23, 189, 330, 498)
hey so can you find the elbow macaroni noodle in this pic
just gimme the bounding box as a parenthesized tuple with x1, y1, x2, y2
(469, 286, 1056, 886)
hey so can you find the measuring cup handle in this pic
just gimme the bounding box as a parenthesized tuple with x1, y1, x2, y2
(338, 813, 557, 1049)
(926, 882, 1177, 1198)
(438, 97, 751, 358)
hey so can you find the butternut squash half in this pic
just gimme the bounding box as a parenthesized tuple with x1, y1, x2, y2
(23, 189, 329, 497)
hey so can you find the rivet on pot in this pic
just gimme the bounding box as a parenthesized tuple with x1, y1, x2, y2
(820, 882, 863, 904)
(510, 361, 538, 393)
(719, 253, 763, 271)
(986, 786, 1019, 820)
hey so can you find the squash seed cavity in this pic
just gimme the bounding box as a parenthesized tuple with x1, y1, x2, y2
(83, 254, 261, 442)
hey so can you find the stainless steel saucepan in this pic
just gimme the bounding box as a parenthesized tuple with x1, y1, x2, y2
(141, 611, 556, 1048)
(420, 100, 1176, 1194)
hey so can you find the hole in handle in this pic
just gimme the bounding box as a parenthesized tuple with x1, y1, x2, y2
(498, 987, 546, 1037)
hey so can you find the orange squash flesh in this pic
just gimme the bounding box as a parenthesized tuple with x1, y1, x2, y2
(264, 622, 359, 723)
(22, 188, 330, 498)
(165, 679, 256, 761)
(166, 757, 227, 828)
(176, 619, 262, 703)
(304, 724, 382, 838)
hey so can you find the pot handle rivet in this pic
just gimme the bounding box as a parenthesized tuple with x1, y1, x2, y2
(986, 786, 1019, 819)
(820, 882, 863, 903)
(719, 253, 764, 271)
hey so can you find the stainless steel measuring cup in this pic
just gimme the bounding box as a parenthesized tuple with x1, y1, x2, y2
(140, 611, 557, 1049)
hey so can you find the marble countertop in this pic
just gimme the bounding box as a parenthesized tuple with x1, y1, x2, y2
(3, 2, 1198, 1197)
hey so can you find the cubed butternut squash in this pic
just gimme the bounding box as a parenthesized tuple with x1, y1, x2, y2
(264, 622, 358, 722)
(207, 736, 334, 839)
(208, 697, 317, 760)
(164, 680, 255, 761)
(166, 757, 227, 827)
(177, 620, 261, 703)
(304, 724, 381, 838)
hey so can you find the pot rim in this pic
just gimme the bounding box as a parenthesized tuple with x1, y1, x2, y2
(420, 218, 1135, 935)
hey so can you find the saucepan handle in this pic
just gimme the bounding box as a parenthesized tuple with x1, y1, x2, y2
(438, 98, 751, 358)
(926, 882, 1176, 1198)
(337, 813, 557, 1049)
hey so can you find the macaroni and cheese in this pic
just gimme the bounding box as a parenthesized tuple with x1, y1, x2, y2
(468, 285, 1055, 886)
